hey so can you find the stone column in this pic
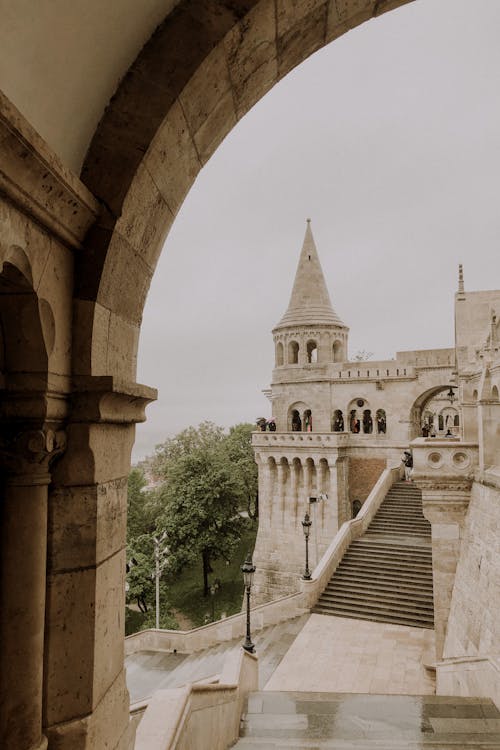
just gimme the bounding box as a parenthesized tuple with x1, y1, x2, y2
(0, 428, 65, 750)
(416, 478, 472, 661)
(42, 377, 156, 750)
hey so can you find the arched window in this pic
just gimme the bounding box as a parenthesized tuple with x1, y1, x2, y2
(303, 409, 312, 432)
(349, 409, 360, 433)
(362, 409, 373, 434)
(438, 414, 444, 431)
(288, 340, 299, 364)
(276, 341, 284, 366)
(332, 340, 343, 362)
(492, 385, 499, 402)
(352, 500, 362, 518)
(376, 409, 386, 434)
(332, 409, 344, 432)
(454, 414, 460, 427)
(291, 409, 302, 432)
(306, 340, 317, 363)
(473, 389, 478, 401)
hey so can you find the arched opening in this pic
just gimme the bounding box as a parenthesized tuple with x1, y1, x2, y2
(352, 499, 362, 518)
(0, 252, 51, 750)
(376, 409, 387, 434)
(362, 409, 373, 434)
(332, 409, 344, 432)
(492, 385, 499, 402)
(276, 341, 284, 367)
(290, 409, 302, 432)
(288, 340, 299, 364)
(303, 409, 313, 432)
(306, 340, 318, 363)
(333, 340, 343, 362)
(409, 385, 462, 440)
(349, 409, 360, 434)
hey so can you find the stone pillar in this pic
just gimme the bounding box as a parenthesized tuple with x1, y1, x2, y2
(478, 399, 500, 470)
(42, 377, 155, 750)
(0, 428, 65, 750)
(416, 478, 471, 661)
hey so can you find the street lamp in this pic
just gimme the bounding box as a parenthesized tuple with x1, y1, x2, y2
(301, 512, 312, 580)
(241, 553, 256, 653)
(153, 532, 169, 630)
(446, 386, 456, 404)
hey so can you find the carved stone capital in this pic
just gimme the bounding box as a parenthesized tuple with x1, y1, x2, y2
(0, 427, 67, 484)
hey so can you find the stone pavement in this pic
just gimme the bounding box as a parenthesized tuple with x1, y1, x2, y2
(264, 614, 435, 695)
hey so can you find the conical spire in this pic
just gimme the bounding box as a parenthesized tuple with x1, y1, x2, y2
(274, 220, 346, 329)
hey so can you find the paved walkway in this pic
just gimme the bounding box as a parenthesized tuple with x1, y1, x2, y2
(264, 614, 436, 695)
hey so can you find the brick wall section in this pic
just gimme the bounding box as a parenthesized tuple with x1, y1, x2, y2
(348, 458, 386, 506)
(444, 480, 500, 658)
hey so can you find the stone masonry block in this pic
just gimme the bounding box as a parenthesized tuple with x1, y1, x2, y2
(278, 3, 328, 79)
(144, 100, 201, 217)
(47, 480, 127, 572)
(114, 162, 173, 270)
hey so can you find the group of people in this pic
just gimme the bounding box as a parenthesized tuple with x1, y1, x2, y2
(256, 417, 276, 432)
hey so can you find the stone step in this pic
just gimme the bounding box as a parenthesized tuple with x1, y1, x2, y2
(325, 574, 433, 599)
(332, 570, 434, 589)
(323, 581, 434, 603)
(349, 536, 432, 555)
(236, 692, 500, 747)
(337, 558, 433, 575)
(347, 544, 432, 561)
(315, 592, 434, 617)
(343, 547, 433, 562)
(311, 602, 434, 629)
(318, 591, 434, 614)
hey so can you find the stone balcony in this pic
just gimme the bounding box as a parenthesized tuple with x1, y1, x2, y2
(252, 431, 350, 450)
(410, 437, 479, 485)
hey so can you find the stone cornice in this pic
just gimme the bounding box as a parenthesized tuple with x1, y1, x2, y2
(0, 90, 100, 249)
(71, 376, 157, 424)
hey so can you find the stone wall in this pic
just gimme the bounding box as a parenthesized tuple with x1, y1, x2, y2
(348, 457, 386, 506)
(444, 474, 500, 659)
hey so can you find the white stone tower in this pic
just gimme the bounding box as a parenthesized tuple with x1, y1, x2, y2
(252, 221, 351, 602)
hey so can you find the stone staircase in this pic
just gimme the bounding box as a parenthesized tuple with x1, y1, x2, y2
(234, 691, 500, 748)
(313, 481, 434, 629)
(126, 614, 309, 704)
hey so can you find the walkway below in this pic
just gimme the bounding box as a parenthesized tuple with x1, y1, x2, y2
(265, 614, 435, 696)
(236, 691, 500, 749)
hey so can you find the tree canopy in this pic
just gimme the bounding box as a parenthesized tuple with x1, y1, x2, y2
(127, 422, 258, 601)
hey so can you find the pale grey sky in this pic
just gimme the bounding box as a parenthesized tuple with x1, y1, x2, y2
(134, 0, 500, 462)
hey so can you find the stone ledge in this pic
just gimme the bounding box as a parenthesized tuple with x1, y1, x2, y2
(71, 376, 157, 424)
(0, 90, 100, 250)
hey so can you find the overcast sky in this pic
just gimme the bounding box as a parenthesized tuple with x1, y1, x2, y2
(133, 0, 500, 462)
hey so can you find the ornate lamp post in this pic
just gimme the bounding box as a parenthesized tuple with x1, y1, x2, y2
(446, 386, 456, 404)
(301, 512, 312, 580)
(241, 554, 256, 653)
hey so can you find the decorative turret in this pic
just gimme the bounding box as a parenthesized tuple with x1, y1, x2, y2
(272, 220, 349, 367)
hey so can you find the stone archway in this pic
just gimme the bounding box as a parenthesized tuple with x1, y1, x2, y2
(75, 0, 414, 382)
(2, 2, 425, 748)
(409, 384, 458, 439)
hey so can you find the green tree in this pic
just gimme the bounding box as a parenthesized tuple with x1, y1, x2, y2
(222, 423, 258, 519)
(158, 430, 245, 597)
(151, 422, 225, 480)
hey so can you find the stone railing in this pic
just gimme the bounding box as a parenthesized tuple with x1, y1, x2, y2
(125, 590, 307, 656)
(134, 647, 258, 750)
(410, 438, 479, 481)
(252, 431, 350, 449)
